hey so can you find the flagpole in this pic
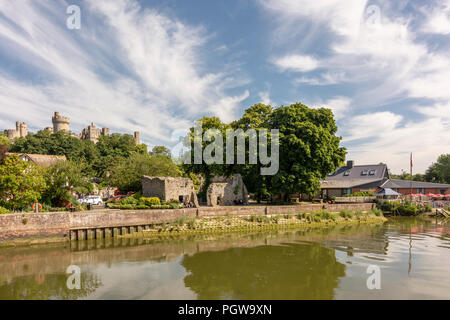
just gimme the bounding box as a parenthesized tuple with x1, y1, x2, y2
(410, 153, 413, 202)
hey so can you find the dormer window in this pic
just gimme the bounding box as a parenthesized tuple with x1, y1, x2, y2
(369, 170, 376, 176)
(361, 170, 368, 176)
(344, 170, 351, 176)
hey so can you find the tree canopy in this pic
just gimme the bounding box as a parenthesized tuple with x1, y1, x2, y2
(183, 102, 346, 200)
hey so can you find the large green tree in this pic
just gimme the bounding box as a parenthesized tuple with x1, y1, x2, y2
(107, 153, 182, 192)
(42, 160, 92, 206)
(425, 154, 450, 184)
(0, 155, 47, 211)
(269, 103, 346, 198)
(183, 102, 346, 200)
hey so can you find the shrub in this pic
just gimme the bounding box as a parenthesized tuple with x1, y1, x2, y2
(396, 204, 418, 216)
(119, 197, 139, 205)
(297, 213, 307, 220)
(119, 204, 134, 210)
(169, 202, 180, 209)
(140, 197, 161, 206)
(371, 208, 383, 217)
(271, 215, 281, 223)
(0, 206, 10, 214)
(339, 210, 354, 219)
(424, 203, 432, 213)
(176, 217, 186, 226)
(446, 205, 450, 211)
(187, 218, 196, 229)
(345, 191, 374, 197)
(136, 205, 150, 210)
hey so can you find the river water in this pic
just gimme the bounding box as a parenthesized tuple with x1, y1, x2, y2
(0, 218, 449, 300)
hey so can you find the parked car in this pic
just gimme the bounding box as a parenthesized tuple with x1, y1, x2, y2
(79, 196, 103, 205)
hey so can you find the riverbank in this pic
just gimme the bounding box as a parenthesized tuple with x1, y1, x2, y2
(0, 203, 376, 247)
(118, 209, 387, 239)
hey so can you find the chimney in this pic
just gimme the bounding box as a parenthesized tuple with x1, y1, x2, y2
(347, 160, 354, 168)
(134, 131, 140, 145)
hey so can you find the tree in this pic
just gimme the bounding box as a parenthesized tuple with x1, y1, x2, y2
(231, 104, 274, 201)
(150, 146, 171, 157)
(107, 153, 182, 192)
(0, 155, 47, 211)
(42, 160, 92, 206)
(426, 154, 450, 184)
(269, 103, 346, 198)
(182, 117, 231, 200)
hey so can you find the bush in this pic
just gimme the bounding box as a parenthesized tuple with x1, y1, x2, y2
(446, 205, 450, 211)
(119, 204, 134, 210)
(396, 204, 418, 216)
(339, 210, 354, 219)
(345, 191, 374, 197)
(140, 197, 161, 206)
(0, 206, 10, 214)
(118, 197, 139, 205)
(169, 202, 180, 209)
(136, 205, 150, 210)
(371, 208, 383, 217)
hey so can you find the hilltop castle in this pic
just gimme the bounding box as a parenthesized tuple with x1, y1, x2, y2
(4, 112, 140, 144)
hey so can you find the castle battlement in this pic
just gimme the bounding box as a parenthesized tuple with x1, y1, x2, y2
(3, 112, 140, 145)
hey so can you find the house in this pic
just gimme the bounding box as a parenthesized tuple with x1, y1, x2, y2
(320, 160, 450, 199)
(5, 152, 66, 168)
(141, 176, 199, 207)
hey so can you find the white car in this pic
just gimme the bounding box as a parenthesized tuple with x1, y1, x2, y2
(79, 196, 103, 205)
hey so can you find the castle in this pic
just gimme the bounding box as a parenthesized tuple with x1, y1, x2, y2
(4, 112, 140, 144)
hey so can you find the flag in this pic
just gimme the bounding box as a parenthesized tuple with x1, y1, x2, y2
(410, 153, 413, 168)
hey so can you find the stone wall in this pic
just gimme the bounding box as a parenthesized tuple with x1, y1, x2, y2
(207, 174, 249, 206)
(142, 176, 199, 207)
(0, 203, 375, 242)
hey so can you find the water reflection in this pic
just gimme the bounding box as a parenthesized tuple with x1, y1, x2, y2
(0, 218, 448, 300)
(182, 242, 346, 300)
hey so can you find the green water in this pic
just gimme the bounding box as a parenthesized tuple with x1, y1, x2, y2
(0, 218, 449, 300)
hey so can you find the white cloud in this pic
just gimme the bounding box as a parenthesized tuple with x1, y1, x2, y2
(259, 0, 450, 172)
(421, 0, 450, 35)
(272, 54, 319, 72)
(311, 96, 352, 120)
(258, 91, 273, 105)
(0, 0, 248, 144)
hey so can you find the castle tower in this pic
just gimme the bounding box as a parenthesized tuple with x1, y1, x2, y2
(19, 123, 27, 137)
(52, 112, 70, 133)
(134, 131, 140, 145)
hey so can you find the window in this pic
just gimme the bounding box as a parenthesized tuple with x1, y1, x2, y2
(342, 188, 351, 195)
(344, 170, 351, 176)
(369, 170, 376, 176)
(361, 170, 368, 176)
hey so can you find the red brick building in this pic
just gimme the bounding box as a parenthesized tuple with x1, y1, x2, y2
(320, 161, 450, 199)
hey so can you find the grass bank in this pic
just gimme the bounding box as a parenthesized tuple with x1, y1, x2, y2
(119, 209, 387, 239)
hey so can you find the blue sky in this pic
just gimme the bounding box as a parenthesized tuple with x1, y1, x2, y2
(0, 0, 449, 173)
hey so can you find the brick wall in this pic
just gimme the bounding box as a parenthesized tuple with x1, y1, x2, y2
(0, 203, 374, 241)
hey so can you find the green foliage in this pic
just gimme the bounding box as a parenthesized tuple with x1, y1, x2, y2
(106, 153, 181, 192)
(0, 155, 47, 210)
(0, 206, 10, 214)
(344, 191, 374, 197)
(41, 160, 91, 206)
(140, 197, 161, 206)
(150, 146, 171, 157)
(339, 210, 354, 219)
(183, 102, 346, 201)
(425, 154, 450, 184)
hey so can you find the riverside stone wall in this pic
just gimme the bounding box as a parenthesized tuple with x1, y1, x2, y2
(0, 203, 374, 242)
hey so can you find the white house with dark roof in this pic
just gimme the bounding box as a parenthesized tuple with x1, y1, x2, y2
(320, 160, 450, 199)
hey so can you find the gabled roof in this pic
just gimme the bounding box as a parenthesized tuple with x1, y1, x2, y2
(320, 178, 383, 189)
(381, 179, 450, 189)
(326, 164, 388, 180)
(6, 152, 66, 168)
(374, 188, 401, 196)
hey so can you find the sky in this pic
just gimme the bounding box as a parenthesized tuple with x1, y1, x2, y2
(0, 0, 449, 173)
